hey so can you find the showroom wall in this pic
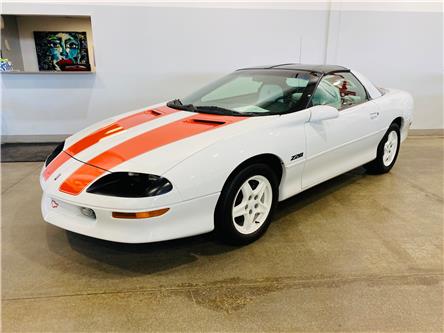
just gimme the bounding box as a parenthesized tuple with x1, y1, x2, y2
(1, 2, 329, 141)
(1, 2, 442, 142)
(1, 15, 24, 71)
(326, 3, 443, 131)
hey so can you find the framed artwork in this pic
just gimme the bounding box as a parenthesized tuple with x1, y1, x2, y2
(33, 31, 91, 71)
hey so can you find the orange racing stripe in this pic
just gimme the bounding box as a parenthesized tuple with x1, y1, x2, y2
(43, 106, 176, 180)
(43, 152, 71, 180)
(59, 114, 247, 195)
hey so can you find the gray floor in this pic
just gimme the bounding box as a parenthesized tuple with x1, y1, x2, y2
(1, 137, 443, 332)
(1, 142, 59, 162)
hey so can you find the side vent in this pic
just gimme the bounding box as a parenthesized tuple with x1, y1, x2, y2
(188, 118, 226, 126)
(148, 109, 162, 116)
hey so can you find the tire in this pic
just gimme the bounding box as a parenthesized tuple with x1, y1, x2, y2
(364, 123, 400, 174)
(215, 163, 278, 245)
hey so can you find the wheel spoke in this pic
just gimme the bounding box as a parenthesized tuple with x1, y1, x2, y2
(254, 181, 266, 198)
(233, 204, 246, 218)
(243, 212, 254, 229)
(256, 201, 268, 214)
(241, 182, 253, 198)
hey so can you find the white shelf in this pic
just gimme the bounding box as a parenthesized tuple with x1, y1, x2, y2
(1, 71, 96, 74)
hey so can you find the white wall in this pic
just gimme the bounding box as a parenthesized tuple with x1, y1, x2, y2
(16, 15, 95, 72)
(1, 2, 442, 142)
(326, 4, 443, 130)
(1, 2, 329, 140)
(1, 15, 25, 71)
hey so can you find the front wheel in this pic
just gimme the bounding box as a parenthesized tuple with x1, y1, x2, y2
(215, 164, 278, 245)
(364, 123, 400, 174)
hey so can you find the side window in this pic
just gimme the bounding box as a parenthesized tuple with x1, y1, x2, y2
(311, 75, 342, 109)
(312, 72, 368, 110)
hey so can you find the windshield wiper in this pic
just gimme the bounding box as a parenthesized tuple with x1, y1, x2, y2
(193, 106, 245, 116)
(198, 106, 279, 117)
(167, 100, 241, 115)
(167, 99, 196, 112)
(167, 100, 271, 117)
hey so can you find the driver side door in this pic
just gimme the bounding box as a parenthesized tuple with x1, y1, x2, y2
(302, 72, 380, 188)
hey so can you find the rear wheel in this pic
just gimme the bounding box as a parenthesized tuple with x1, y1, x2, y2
(215, 164, 278, 245)
(365, 123, 400, 174)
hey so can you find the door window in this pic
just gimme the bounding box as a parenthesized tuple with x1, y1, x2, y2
(311, 72, 368, 110)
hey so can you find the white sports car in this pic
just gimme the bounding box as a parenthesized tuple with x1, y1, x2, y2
(41, 64, 413, 244)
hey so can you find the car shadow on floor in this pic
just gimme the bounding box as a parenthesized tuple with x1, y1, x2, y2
(61, 231, 236, 275)
(50, 167, 368, 275)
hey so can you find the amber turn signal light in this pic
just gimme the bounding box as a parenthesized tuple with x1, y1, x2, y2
(112, 208, 169, 219)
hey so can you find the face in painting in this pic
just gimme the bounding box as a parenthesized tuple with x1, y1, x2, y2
(47, 33, 80, 69)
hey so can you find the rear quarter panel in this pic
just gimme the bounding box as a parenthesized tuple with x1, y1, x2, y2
(372, 89, 414, 142)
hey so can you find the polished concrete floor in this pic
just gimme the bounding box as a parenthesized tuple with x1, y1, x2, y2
(1, 142, 59, 163)
(2, 137, 443, 332)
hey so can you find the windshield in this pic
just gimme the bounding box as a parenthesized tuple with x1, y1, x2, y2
(168, 69, 318, 116)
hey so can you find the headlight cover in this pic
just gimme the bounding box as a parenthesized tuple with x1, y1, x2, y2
(86, 172, 173, 198)
(45, 141, 65, 166)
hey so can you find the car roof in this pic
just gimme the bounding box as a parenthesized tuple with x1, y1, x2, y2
(237, 63, 350, 74)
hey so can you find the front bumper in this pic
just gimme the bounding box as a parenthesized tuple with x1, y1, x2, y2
(41, 192, 219, 243)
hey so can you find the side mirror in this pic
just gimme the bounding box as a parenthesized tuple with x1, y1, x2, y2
(309, 105, 339, 122)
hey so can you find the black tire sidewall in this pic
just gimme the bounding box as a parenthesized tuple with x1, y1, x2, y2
(215, 163, 278, 244)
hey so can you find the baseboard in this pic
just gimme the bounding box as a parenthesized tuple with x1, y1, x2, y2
(409, 129, 444, 136)
(1, 135, 70, 144)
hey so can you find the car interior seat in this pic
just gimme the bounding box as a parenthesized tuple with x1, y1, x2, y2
(311, 80, 341, 109)
(257, 84, 288, 113)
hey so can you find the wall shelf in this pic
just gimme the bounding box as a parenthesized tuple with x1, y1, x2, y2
(1, 14, 95, 74)
(1, 70, 96, 74)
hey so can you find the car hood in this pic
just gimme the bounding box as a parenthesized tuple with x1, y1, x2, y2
(48, 105, 273, 195)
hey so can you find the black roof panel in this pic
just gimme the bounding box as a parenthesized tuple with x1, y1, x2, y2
(238, 63, 349, 74)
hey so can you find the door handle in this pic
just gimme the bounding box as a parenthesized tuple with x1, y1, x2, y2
(370, 112, 380, 119)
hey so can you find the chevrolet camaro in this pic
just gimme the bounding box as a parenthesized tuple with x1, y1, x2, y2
(41, 64, 413, 244)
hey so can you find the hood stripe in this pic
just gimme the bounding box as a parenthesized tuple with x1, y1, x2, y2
(43, 106, 176, 180)
(59, 114, 247, 195)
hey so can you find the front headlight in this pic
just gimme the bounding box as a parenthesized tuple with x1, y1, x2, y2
(86, 172, 173, 198)
(45, 141, 65, 166)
